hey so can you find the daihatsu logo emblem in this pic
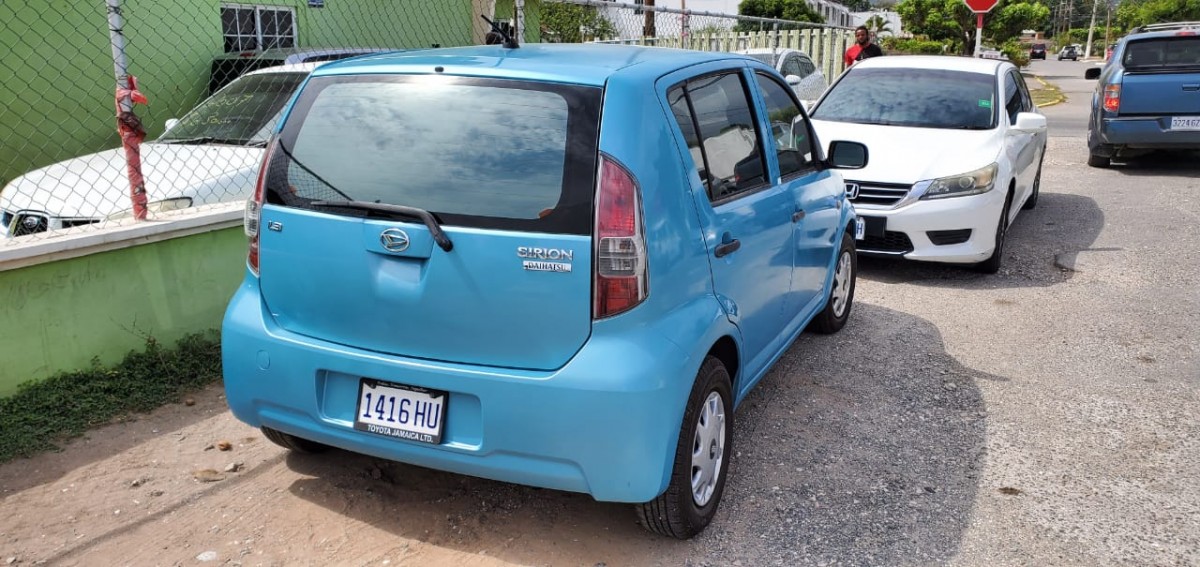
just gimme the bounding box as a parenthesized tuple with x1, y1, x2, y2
(845, 183, 861, 200)
(380, 228, 410, 252)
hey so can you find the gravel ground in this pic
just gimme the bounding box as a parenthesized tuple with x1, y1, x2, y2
(1, 80, 1197, 567)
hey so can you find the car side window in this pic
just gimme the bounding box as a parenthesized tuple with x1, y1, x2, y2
(782, 55, 805, 78)
(669, 72, 768, 202)
(798, 56, 817, 78)
(1013, 71, 1034, 112)
(754, 72, 815, 178)
(1004, 72, 1022, 125)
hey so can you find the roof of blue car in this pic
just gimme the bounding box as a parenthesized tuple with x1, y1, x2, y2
(312, 44, 753, 86)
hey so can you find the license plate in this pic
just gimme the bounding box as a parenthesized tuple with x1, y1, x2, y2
(354, 379, 447, 444)
(1170, 117, 1200, 131)
(854, 217, 866, 240)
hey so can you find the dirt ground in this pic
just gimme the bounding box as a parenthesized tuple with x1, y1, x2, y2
(0, 382, 686, 566)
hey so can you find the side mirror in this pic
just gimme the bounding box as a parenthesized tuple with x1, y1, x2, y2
(1011, 112, 1048, 133)
(785, 74, 802, 86)
(826, 140, 868, 169)
(800, 99, 814, 112)
(1084, 67, 1101, 80)
(164, 118, 180, 131)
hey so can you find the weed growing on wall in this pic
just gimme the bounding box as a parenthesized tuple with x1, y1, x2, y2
(0, 331, 221, 463)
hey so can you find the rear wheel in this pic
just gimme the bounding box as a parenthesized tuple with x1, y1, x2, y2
(810, 230, 857, 334)
(635, 356, 733, 539)
(974, 193, 1012, 274)
(262, 427, 329, 453)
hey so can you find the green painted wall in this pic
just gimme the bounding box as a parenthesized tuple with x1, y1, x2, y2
(0, 0, 500, 186)
(0, 227, 246, 397)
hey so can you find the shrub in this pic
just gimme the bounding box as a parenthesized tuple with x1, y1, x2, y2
(881, 37, 949, 55)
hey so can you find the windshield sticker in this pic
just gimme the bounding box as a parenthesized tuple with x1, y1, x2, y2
(979, 99, 992, 108)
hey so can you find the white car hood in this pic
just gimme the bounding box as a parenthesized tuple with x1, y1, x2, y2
(0, 143, 264, 218)
(809, 120, 1003, 184)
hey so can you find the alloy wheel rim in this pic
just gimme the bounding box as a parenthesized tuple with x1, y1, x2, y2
(690, 391, 726, 507)
(831, 250, 852, 318)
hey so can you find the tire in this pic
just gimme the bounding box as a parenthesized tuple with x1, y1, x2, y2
(974, 192, 1012, 274)
(810, 230, 857, 334)
(1087, 153, 1111, 168)
(262, 427, 329, 453)
(1022, 156, 1043, 210)
(635, 356, 733, 540)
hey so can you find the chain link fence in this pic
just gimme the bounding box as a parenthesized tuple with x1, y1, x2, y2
(544, 0, 854, 80)
(0, 0, 505, 242)
(2, 0, 850, 244)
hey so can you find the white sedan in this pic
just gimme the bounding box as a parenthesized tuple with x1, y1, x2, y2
(1, 63, 318, 237)
(736, 48, 828, 102)
(809, 55, 1047, 273)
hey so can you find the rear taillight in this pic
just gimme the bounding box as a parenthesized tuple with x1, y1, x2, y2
(245, 137, 276, 276)
(1103, 84, 1121, 113)
(593, 155, 647, 319)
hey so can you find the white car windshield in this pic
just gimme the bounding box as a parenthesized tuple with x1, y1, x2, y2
(159, 72, 307, 146)
(811, 68, 998, 130)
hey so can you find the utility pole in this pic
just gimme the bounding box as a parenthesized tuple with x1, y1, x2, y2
(643, 0, 656, 39)
(1084, 0, 1101, 59)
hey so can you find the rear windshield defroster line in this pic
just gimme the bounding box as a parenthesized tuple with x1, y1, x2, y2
(267, 74, 603, 236)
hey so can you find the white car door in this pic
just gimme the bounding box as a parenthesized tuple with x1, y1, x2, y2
(1001, 70, 1042, 207)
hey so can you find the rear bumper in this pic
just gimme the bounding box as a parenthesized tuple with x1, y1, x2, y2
(221, 277, 694, 503)
(1094, 116, 1200, 152)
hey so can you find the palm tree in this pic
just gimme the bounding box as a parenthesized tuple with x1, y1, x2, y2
(864, 14, 893, 37)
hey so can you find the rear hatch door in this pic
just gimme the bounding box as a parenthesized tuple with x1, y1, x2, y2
(257, 75, 602, 370)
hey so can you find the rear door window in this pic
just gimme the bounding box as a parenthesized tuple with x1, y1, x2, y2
(1124, 37, 1200, 70)
(668, 72, 768, 202)
(268, 76, 601, 235)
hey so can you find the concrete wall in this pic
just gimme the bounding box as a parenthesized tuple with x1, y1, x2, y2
(0, 205, 245, 397)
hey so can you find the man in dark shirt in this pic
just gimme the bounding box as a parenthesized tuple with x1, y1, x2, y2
(844, 26, 884, 67)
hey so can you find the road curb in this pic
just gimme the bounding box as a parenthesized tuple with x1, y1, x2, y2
(1029, 74, 1066, 108)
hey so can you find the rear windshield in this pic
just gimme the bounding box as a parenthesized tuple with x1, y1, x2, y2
(810, 67, 997, 130)
(268, 75, 601, 234)
(1123, 37, 1200, 71)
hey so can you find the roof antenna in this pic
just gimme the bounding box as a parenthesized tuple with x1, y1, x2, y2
(480, 14, 519, 49)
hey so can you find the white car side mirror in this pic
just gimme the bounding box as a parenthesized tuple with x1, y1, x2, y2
(164, 118, 180, 132)
(1012, 112, 1047, 133)
(785, 74, 802, 86)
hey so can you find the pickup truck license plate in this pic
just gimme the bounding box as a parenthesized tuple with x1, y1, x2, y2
(1170, 117, 1200, 131)
(354, 379, 446, 444)
(854, 216, 866, 240)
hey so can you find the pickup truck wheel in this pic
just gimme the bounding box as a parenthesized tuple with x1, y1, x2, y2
(974, 193, 1012, 274)
(810, 230, 857, 334)
(635, 356, 733, 539)
(1087, 153, 1111, 168)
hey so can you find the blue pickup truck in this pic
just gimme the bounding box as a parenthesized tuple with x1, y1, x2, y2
(1085, 22, 1200, 167)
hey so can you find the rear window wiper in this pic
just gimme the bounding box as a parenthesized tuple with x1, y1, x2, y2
(312, 200, 453, 252)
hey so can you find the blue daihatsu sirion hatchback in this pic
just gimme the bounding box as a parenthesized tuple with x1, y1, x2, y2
(222, 42, 868, 538)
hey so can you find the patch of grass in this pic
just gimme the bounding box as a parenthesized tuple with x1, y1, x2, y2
(1028, 75, 1065, 107)
(0, 331, 222, 463)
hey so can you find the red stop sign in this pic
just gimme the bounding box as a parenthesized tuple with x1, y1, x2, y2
(963, 0, 999, 13)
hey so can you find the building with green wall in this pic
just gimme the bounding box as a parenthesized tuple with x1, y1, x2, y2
(0, 0, 539, 187)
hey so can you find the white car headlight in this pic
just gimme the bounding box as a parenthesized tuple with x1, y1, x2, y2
(920, 163, 998, 200)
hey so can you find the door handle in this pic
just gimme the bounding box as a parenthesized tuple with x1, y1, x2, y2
(1183, 84, 1200, 92)
(714, 239, 741, 258)
(792, 210, 806, 222)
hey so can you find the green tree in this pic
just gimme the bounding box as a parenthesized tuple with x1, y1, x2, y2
(896, 0, 1050, 54)
(864, 13, 895, 35)
(540, 2, 618, 43)
(1115, 0, 1200, 29)
(736, 0, 826, 31)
